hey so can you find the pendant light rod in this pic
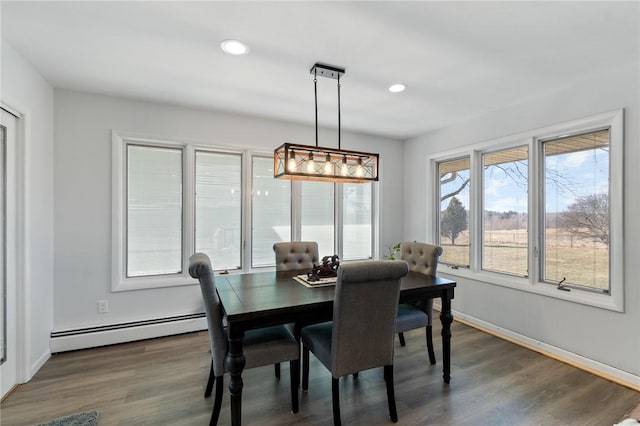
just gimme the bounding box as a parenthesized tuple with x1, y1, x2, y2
(337, 74, 341, 150)
(310, 63, 345, 149)
(314, 69, 318, 147)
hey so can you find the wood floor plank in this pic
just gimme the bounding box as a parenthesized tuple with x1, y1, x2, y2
(1, 322, 637, 425)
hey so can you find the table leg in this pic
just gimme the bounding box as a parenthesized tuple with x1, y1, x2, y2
(225, 325, 246, 426)
(440, 288, 454, 384)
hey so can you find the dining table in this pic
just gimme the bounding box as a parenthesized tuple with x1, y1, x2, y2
(216, 269, 456, 426)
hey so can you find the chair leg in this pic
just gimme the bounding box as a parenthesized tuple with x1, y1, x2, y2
(398, 332, 406, 346)
(290, 359, 299, 413)
(275, 362, 281, 379)
(352, 372, 358, 379)
(205, 360, 215, 398)
(384, 365, 398, 423)
(210, 375, 224, 426)
(426, 325, 436, 365)
(332, 377, 341, 426)
(302, 345, 310, 391)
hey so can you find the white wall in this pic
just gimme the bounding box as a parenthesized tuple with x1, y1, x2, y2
(1, 40, 55, 378)
(53, 89, 404, 331)
(403, 62, 640, 380)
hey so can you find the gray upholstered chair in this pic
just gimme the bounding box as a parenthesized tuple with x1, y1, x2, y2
(301, 260, 409, 426)
(272, 241, 319, 378)
(395, 241, 443, 365)
(189, 253, 300, 425)
(273, 241, 319, 272)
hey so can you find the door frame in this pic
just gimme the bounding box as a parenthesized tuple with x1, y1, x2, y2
(0, 103, 27, 400)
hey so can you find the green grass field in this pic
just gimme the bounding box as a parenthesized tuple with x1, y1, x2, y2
(440, 229, 608, 290)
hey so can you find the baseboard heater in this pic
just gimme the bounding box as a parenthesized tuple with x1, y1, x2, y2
(50, 313, 207, 353)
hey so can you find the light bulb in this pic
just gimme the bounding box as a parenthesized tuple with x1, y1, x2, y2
(287, 149, 297, 172)
(324, 153, 333, 174)
(356, 158, 364, 177)
(306, 152, 315, 173)
(341, 156, 349, 176)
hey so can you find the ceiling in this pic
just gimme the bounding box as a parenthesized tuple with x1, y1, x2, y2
(2, 1, 638, 140)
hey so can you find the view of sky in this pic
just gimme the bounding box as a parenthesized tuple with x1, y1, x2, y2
(441, 147, 608, 215)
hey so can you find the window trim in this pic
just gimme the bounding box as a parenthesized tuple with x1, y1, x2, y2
(249, 153, 292, 269)
(112, 132, 377, 292)
(436, 155, 472, 268)
(112, 133, 194, 291)
(427, 110, 624, 312)
(479, 144, 529, 278)
(340, 182, 375, 261)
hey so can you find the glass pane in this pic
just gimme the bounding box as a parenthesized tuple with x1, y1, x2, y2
(543, 129, 609, 291)
(195, 151, 242, 271)
(127, 145, 182, 277)
(438, 157, 470, 266)
(482, 147, 528, 276)
(252, 157, 291, 267)
(343, 183, 372, 260)
(301, 181, 334, 257)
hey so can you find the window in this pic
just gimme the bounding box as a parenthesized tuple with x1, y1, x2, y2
(438, 157, 470, 267)
(542, 129, 609, 292)
(112, 134, 376, 291)
(195, 151, 242, 271)
(301, 181, 334, 256)
(343, 183, 372, 260)
(126, 145, 182, 277)
(252, 156, 290, 267)
(482, 147, 528, 276)
(430, 110, 623, 311)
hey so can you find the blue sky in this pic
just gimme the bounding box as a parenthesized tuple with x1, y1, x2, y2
(441, 148, 608, 214)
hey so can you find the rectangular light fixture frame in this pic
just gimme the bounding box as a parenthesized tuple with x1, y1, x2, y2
(274, 142, 379, 183)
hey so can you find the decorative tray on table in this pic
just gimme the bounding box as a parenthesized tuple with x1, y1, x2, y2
(294, 255, 339, 288)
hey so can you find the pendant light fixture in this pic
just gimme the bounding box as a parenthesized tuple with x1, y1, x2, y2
(274, 63, 379, 183)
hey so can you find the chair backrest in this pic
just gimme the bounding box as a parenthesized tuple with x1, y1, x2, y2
(273, 241, 319, 271)
(188, 253, 227, 377)
(330, 260, 409, 377)
(400, 242, 443, 276)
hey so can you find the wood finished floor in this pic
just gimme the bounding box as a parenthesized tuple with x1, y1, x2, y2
(1, 320, 638, 426)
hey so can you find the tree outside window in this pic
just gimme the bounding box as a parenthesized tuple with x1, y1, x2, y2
(441, 197, 467, 245)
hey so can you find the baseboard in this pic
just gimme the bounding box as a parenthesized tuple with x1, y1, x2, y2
(433, 302, 640, 392)
(29, 349, 50, 381)
(50, 313, 207, 353)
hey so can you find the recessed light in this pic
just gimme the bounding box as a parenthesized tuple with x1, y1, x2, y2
(221, 39, 249, 56)
(388, 83, 406, 93)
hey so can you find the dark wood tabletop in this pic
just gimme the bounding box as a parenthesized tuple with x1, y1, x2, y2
(218, 270, 455, 324)
(217, 269, 456, 426)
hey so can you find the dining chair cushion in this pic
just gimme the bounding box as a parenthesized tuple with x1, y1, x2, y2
(242, 326, 300, 370)
(273, 241, 319, 271)
(395, 304, 429, 333)
(299, 321, 333, 370)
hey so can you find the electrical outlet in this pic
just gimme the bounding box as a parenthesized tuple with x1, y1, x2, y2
(98, 300, 108, 313)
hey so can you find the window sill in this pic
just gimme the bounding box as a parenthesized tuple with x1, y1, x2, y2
(437, 264, 623, 313)
(112, 274, 197, 292)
